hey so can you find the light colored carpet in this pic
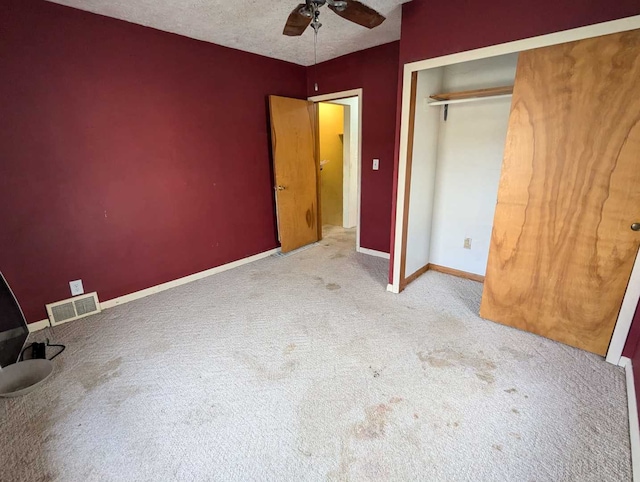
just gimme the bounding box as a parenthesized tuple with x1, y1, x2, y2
(0, 226, 631, 481)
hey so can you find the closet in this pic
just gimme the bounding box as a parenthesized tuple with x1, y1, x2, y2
(401, 53, 518, 287)
(397, 29, 640, 356)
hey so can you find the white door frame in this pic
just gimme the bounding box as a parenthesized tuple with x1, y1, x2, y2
(389, 15, 640, 365)
(309, 88, 367, 254)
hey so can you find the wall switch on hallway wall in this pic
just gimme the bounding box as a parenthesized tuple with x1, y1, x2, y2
(464, 238, 472, 249)
(372, 159, 380, 170)
(69, 279, 84, 296)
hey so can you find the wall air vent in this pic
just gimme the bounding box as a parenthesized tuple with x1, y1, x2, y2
(46, 292, 101, 326)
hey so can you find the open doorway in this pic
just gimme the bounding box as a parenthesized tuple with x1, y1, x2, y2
(310, 90, 362, 251)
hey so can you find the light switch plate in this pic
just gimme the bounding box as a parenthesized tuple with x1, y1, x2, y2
(464, 238, 472, 249)
(373, 159, 380, 170)
(69, 279, 84, 296)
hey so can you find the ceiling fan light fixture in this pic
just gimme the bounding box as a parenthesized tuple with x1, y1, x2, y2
(328, 0, 348, 11)
(283, 0, 385, 36)
(299, 6, 312, 17)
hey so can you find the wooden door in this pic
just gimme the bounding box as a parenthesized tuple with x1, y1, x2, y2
(268, 96, 320, 253)
(480, 30, 640, 356)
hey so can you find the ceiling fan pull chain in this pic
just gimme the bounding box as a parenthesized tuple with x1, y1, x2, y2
(314, 27, 318, 91)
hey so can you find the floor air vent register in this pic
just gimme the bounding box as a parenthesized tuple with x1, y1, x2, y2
(46, 292, 101, 326)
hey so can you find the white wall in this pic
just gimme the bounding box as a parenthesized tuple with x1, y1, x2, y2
(404, 68, 444, 277)
(330, 97, 359, 228)
(428, 54, 518, 276)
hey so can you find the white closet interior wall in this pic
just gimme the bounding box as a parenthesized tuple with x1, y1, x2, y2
(404, 53, 519, 279)
(404, 68, 444, 277)
(430, 54, 518, 276)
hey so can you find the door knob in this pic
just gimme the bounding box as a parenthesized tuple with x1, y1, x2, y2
(276, 185, 286, 191)
(632, 223, 640, 232)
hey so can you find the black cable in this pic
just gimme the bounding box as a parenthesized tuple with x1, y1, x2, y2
(45, 338, 65, 360)
(18, 339, 66, 361)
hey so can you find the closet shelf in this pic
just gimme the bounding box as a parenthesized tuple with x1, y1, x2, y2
(430, 85, 513, 102)
(427, 86, 514, 119)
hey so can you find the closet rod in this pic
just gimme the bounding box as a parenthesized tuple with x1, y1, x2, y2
(427, 93, 513, 107)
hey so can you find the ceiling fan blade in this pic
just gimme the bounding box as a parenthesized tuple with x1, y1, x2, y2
(283, 3, 312, 36)
(328, 0, 385, 29)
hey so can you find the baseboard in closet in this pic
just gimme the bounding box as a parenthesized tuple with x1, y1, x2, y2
(401, 263, 430, 290)
(428, 264, 485, 283)
(400, 263, 484, 291)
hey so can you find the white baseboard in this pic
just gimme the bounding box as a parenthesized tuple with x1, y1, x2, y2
(386, 283, 399, 293)
(357, 247, 390, 259)
(27, 319, 50, 333)
(100, 247, 280, 310)
(622, 356, 640, 481)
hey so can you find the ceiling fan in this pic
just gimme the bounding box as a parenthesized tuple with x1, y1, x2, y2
(283, 0, 385, 36)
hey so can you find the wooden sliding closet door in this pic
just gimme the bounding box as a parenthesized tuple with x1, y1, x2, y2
(480, 30, 640, 356)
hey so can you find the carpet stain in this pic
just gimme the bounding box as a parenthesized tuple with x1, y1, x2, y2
(500, 346, 533, 361)
(111, 385, 144, 407)
(236, 352, 298, 380)
(419, 353, 453, 368)
(326, 283, 341, 291)
(511, 408, 520, 415)
(183, 402, 220, 426)
(353, 403, 393, 440)
(505, 388, 517, 394)
(492, 444, 503, 452)
(476, 372, 495, 384)
(330, 253, 346, 260)
(284, 343, 296, 355)
(509, 432, 522, 440)
(418, 349, 496, 383)
(329, 437, 356, 481)
(297, 448, 312, 457)
(80, 357, 122, 391)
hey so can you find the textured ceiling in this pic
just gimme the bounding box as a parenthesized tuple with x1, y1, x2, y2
(46, 0, 408, 65)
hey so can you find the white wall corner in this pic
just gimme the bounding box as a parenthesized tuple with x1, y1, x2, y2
(623, 356, 640, 481)
(607, 249, 640, 365)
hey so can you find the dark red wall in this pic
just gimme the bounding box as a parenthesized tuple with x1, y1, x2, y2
(388, 0, 640, 282)
(307, 42, 400, 253)
(0, 0, 306, 323)
(400, 0, 640, 64)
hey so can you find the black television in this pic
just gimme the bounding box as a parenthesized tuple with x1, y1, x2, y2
(0, 272, 29, 368)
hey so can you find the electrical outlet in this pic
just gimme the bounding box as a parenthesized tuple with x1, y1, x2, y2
(372, 159, 380, 171)
(69, 279, 84, 296)
(464, 238, 472, 249)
